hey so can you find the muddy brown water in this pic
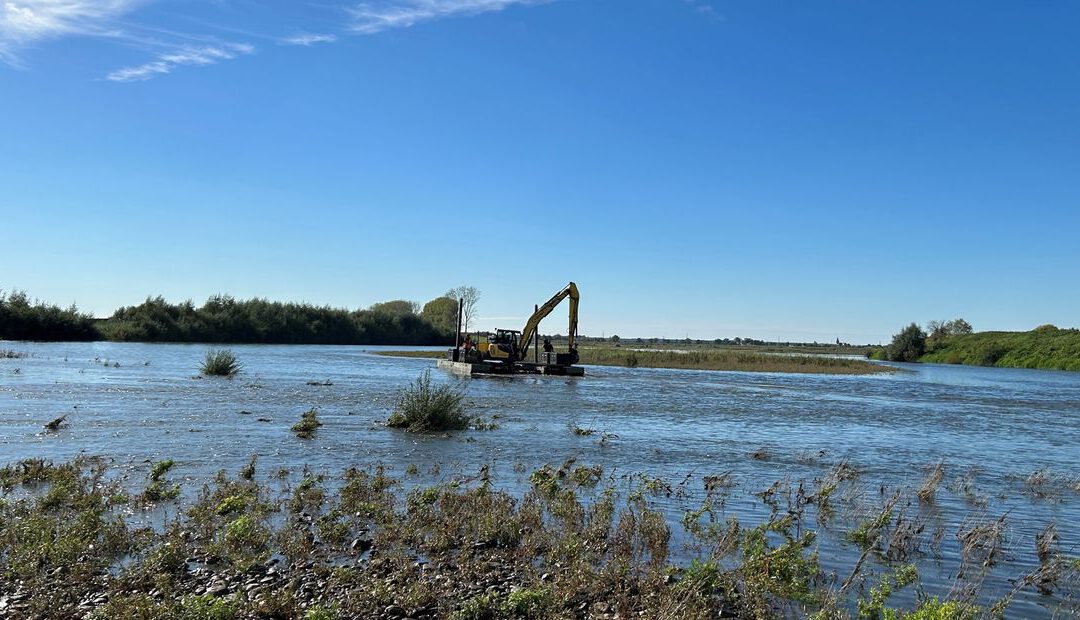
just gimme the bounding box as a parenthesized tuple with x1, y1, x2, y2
(2, 342, 1079, 616)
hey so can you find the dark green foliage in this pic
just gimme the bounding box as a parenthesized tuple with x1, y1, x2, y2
(387, 370, 469, 432)
(0, 290, 99, 341)
(886, 323, 927, 362)
(101, 294, 452, 345)
(1, 290, 456, 345)
(921, 327, 1080, 370)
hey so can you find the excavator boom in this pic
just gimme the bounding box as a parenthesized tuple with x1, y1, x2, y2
(519, 282, 579, 359)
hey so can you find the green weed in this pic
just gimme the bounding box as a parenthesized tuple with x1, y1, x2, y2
(387, 370, 469, 432)
(200, 348, 242, 377)
(291, 408, 322, 438)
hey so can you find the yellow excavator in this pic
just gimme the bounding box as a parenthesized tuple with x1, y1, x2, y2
(480, 282, 580, 366)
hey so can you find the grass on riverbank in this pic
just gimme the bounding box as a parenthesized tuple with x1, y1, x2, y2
(919, 326, 1080, 371)
(375, 348, 893, 375)
(3, 456, 1069, 619)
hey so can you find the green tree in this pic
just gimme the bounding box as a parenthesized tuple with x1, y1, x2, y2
(927, 318, 973, 351)
(887, 323, 927, 362)
(945, 318, 973, 335)
(0, 290, 99, 341)
(368, 300, 419, 317)
(422, 296, 459, 335)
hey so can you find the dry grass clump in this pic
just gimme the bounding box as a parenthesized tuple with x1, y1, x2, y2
(917, 461, 946, 503)
(1014, 468, 1080, 500)
(950, 467, 989, 507)
(828, 459, 860, 482)
(885, 508, 927, 561)
(957, 515, 1007, 568)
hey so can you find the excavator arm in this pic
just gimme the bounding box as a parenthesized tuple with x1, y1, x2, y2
(519, 282, 579, 359)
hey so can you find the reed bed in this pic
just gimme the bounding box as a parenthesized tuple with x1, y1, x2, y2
(580, 347, 892, 374)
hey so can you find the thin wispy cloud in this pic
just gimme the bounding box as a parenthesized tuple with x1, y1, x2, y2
(106, 42, 253, 82)
(349, 0, 545, 35)
(683, 0, 723, 20)
(0, 0, 141, 64)
(282, 33, 337, 46)
(3, 0, 562, 80)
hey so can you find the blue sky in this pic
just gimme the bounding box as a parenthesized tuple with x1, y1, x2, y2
(2, 1, 1078, 343)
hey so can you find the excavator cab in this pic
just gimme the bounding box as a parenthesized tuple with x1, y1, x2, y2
(485, 329, 521, 362)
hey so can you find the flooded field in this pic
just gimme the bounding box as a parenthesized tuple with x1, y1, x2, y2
(2, 341, 1079, 616)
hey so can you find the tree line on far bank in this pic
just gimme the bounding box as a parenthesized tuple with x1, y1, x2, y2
(874, 318, 1080, 371)
(0, 289, 471, 346)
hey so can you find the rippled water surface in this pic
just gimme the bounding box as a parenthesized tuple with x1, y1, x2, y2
(2, 342, 1079, 616)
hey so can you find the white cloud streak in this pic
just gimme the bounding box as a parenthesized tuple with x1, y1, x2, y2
(3, 0, 559, 80)
(106, 42, 254, 82)
(282, 33, 336, 46)
(0, 0, 141, 63)
(349, 0, 544, 34)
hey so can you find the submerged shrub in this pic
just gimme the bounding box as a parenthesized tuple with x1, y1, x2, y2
(291, 408, 322, 438)
(387, 370, 468, 432)
(150, 459, 175, 482)
(200, 348, 242, 377)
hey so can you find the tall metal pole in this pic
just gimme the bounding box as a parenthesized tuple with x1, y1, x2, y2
(535, 304, 540, 363)
(455, 298, 463, 354)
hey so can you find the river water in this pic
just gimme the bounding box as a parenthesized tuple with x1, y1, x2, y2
(2, 342, 1079, 616)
